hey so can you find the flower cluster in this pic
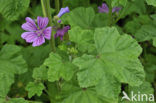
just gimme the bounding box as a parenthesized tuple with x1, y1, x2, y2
(98, 3, 121, 13)
(21, 7, 70, 47)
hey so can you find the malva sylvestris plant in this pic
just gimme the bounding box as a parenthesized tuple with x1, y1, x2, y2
(0, 0, 156, 103)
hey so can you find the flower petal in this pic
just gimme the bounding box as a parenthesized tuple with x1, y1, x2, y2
(22, 22, 37, 32)
(37, 16, 49, 29)
(21, 32, 37, 43)
(43, 27, 52, 40)
(57, 7, 70, 18)
(98, 3, 109, 13)
(32, 36, 45, 47)
(63, 26, 70, 32)
(26, 17, 37, 27)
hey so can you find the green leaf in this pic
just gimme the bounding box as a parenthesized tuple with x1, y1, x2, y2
(95, 73, 121, 101)
(73, 54, 105, 87)
(92, 13, 109, 28)
(64, 7, 95, 29)
(26, 82, 45, 98)
(0, 45, 27, 97)
(0, 98, 5, 103)
(153, 38, 156, 47)
(61, 81, 117, 103)
(146, 0, 156, 7)
(95, 27, 144, 86)
(0, 0, 30, 21)
(3, 23, 25, 44)
(62, 89, 105, 103)
(145, 64, 156, 82)
(73, 27, 145, 88)
(127, 82, 154, 103)
(8, 98, 29, 103)
(144, 54, 156, 82)
(111, 0, 128, 7)
(64, 0, 90, 9)
(0, 73, 14, 98)
(121, 0, 146, 19)
(124, 15, 152, 34)
(44, 53, 76, 82)
(33, 65, 48, 80)
(69, 26, 95, 53)
(134, 25, 156, 42)
(22, 45, 50, 68)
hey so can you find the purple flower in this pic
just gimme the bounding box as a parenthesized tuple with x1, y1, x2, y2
(55, 26, 70, 40)
(57, 7, 70, 18)
(98, 3, 121, 13)
(21, 17, 51, 47)
(98, 3, 109, 13)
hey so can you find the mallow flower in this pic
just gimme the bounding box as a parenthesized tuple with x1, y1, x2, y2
(56, 7, 70, 23)
(98, 3, 121, 13)
(57, 7, 70, 18)
(55, 26, 70, 40)
(21, 17, 51, 47)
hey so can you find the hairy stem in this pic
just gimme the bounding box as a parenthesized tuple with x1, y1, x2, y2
(108, 0, 112, 26)
(55, 0, 60, 13)
(41, 0, 47, 17)
(41, 0, 56, 52)
(108, 7, 112, 26)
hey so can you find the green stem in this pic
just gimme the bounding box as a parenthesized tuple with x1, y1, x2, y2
(41, 0, 47, 17)
(62, 0, 64, 7)
(108, 7, 112, 26)
(41, 0, 56, 52)
(55, 0, 60, 13)
(108, 0, 112, 26)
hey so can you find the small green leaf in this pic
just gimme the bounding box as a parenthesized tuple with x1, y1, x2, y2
(124, 82, 155, 103)
(8, 98, 29, 103)
(64, 7, 95, 29)
(0, 23, 25, 44)
(22, 45, 50, 68)
(96, 74, 121, 101)
(69, 26, 95, 53)
(61, 81, 117, 103)
(92, 13, 109, 28)
(144, 54, 156, 82)
(112, 0, 127, 7)
(64, 0, 90, 9)
(0, 45, 27, 97)
(134, 25, 156, 42)
(26, 82, 45, 98)
(124, 15, 152, 34)
(73, 54, 104, 87)
(146, 0, 156, 7)
(153, 38, 156, 47)
(33, 65, 48, 80)
(120, 0, 146, 19)
(44, 53, 76, 82)
(0, 98, 5, 103)
(0, 0, 30, 21)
